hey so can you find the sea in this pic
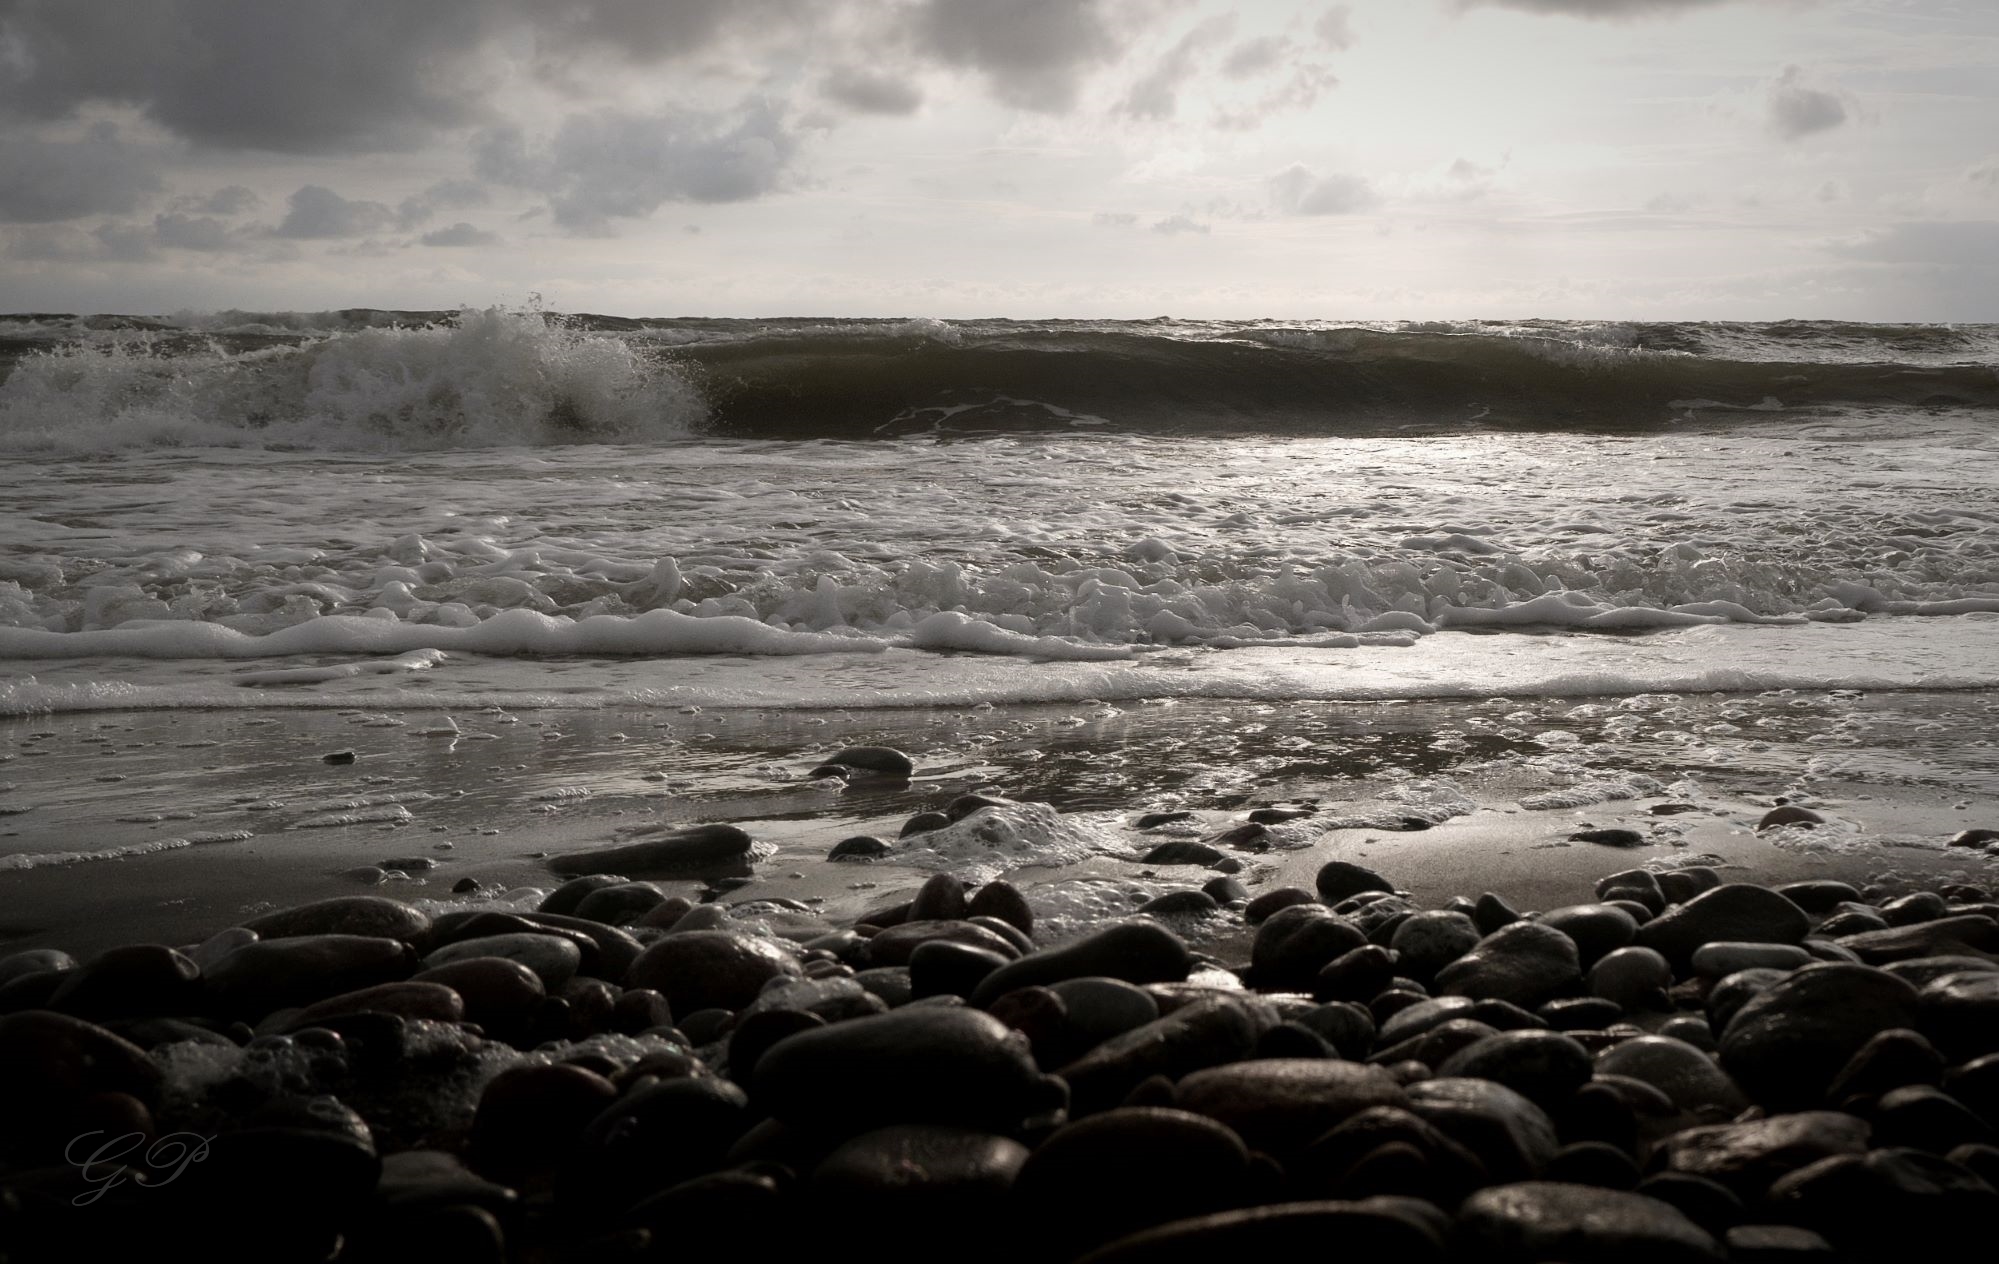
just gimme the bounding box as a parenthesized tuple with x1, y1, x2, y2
(2, 308, 1996, 952)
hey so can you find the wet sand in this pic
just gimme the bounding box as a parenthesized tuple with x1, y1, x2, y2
(4, 689, 1996, 956)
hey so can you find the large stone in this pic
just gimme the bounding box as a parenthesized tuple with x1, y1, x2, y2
(1437, 1031, 1593, 1110)
(1538, 905, 1641, 967)
(809, 1124, 1025, 1227)
(243, 896, 431, 942)
(1764, 1146, 1999, 1260)
(753, 1007, 1057, 1134)
(278, 981, 464, 1032)
(412, 957, 546, 1036)
(1175, 1059, 1406, 1155)
(1719, 963, 1922, 1109)
(1634, 885, 1810, 968)
(1452, 1181, 1721, 1263)
(0, 1011, 162, 1158)
(421, 933, 583, 990)
(1595, 1036, 1749, 1118)
(1077, 1198, 1448, 1264)
(547, 823, 756, 878)
(1059, 995, 1276, 1116)
(46, 945, 201, 1020)
(865, 919, 1023, 968)
(1403, 1077, 1561, 1183)
(563, 1075, 752, 1214)
(1654, 1112, 1871, 1200)
(204, 934, 416, 1016)
(1838, 915, 1999, 964)
(1391, 912, 1483, 983)
(823, 746, 915, 777)
(626, 931, 803, 1016)
(970, 922, 1191, 1006)
(1012, 1107, 1254, 1257)
(1917, 970, 1999, 1062)
(1317, 861, 1395, 903)
(1436, 922, 1582, 1009)
(1251, 905, 1368, 990)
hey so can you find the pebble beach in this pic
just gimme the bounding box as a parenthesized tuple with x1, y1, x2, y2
(4, 725, 1999, 1263)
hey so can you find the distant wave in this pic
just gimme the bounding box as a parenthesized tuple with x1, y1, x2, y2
(1, 308, 1994, 451)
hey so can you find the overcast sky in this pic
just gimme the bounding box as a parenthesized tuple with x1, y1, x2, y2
(2, 0, 1994, 319)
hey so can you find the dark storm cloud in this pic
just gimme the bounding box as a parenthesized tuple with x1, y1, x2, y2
(820, 67, 925, 116)
(396, 178, 492, 230)
(0, 0, 505, 153)
(0, 126, 161, 222)
(173, 186, 262, 216)
(913, 0, 1120, 113)
(1769, 65, 1847, 140)
(475, 101, 800, 234)
(152, 212, 239, 251)
(1456, 0, 1737, 16)
(274, 185, 398, 239)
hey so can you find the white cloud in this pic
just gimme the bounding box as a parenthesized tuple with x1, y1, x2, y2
(1457, 0, 1738, 18)
(1269, 163, 1377, 215)
(1118, 16, 1233, 121)
(1092, 211, 1138, 227)
(1151, 213, 1210, 235)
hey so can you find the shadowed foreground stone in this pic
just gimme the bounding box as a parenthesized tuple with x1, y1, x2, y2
(1452, 1181, 1722, 1263)
(547, 824, 756, 878)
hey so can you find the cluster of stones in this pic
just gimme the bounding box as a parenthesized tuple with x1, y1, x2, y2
(5, 828, 1999, 1261)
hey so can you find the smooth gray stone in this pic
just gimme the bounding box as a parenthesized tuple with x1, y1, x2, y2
(547, 823, 755, 878)
(1453, 1181, 1721, 1262)
(1435, 922, 1582, 1009)
(422, 933, 582, 990)
(1635, 885, 1809, 967)
(242, 896, 430, 942)
(1691, 942, 1811, 979)
(1596, 1036, 1749, 1117)
(1720, 963, 1922, 1108)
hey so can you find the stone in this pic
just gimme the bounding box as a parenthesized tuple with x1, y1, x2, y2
(1588, 946, 1673, 1011)
(204, 934, 416, 1016)
(1723, 1224, 1835, 1260)
(0, 1011, 162, 1160)
(626, 931, 802, 1015)
(470, 1062, 619, 1173)
(1294, 1001, 1377, 1060)
(1763, 1146, 1999, 1261)
(421, 933, 583, 990)
(1012, 1107, 1253, 1256)
(1690, 942, 1811, 978)
(1634, 1172, 1745, 1239)
(1775, 881, 1861, 914)
(1315, 944, 1399, 1003)
(1870, 1085, 1994, 1152)
(1948, 828, 1999, 849)
(1135, 811, 1195, 829)
(1719, 963, 1922, 1108)
(1541, 996, 1624, 1030)
(1075, 1197, 1448, 1264)
(1837, 914, 1999, 963)
(0, 949, 74, 989)
(1572, 828, 1647, 848)
(1916, 970, 1999, 1061)
(1542, 1140, 1642, 1190)
(901, 811, 950, 837)
(1453, 1182, 1721, 1262)
(571, 882, 666, 926)
(970, 922, 1191, 1006)
(1059, 996, 1275, 1116)
(1655, 1112, 1871, 1200)
(1137, 890, 1219, 917)
(864, 919, 1023, 967)
(1879, 891, 1949, 926)
(563, 1075, 752, 1215)
(1050, 977, 1160, 1051)
(1635, 884, 1810, 968)
(1245, 886, 1316, 923)
(908, 873, 969, 922)
(822, 745, 915, 776)
(1251, 904, 1367, 990)
(547, 823, 756, 878)
(278, 981, 464, 1032)
(1825, 1027, 1944, 1102)
(1201, 876, 1249, 904)
(1882, 954, 1999, 987)
(1538, 904, 1640, 967)
(1403, 1077, 1561, 1182)
(809, 1123, 1027, 1228)
(46, 945, 200, 1020)
(828, 835, 891, 861)
(1436, 1031, 1593, 1110)
(1758, 806, 1824, 829)
(243, 896, 430, 942)
(1705, 967, 1789, 1031)
(1435, 922, 1582, 1009)
(1596, 1036, 1749, 1117)
(1174, 1059, 1406, 1155)
(1317, 860, 1395, 903)
(1596, 869, 1665, 913)
(1142, 841, 1225, 866)
(909, 940, 1010, 1000)
(517, 911, 645, 979)
(1390, 912, 1483, 983)
(753, 1006, 1058, 1133)
(967, 880, 1034, 935)
(538, 874, 627, 916)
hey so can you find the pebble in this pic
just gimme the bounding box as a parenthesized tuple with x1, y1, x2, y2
(1317, 860, 1395, 903)
(1636, 884, 1811, 967)
(625, 930, 803, 1015)
(828, 834, 891, 861)
(546, 823, 756, 877)
(970, 921, 1192, 1006)
(1250, 904, 1367, 990)
(1595, 1035, 1749, 1117)
(1719, 963, 1923, 1108)
(821, 745, 916, 777)
(1435, 1031, 1593, 1109)
(1452, 1181, 1721, 1262)
(1012, 1107, 1253, 1256)
(422, 933, 583, 990)
(1175, 1058, 1406, 1154)
(1690, 941, 1813, 978)
(243, 895, 431, 941)
(1435, 922, 1582, 1009)
(1538, 903, 1640, 967)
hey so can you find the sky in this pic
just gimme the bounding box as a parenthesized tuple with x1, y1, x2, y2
(1, 0, 1995, 320)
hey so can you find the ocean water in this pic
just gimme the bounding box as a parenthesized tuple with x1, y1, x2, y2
(2, 308, 1996, 947)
